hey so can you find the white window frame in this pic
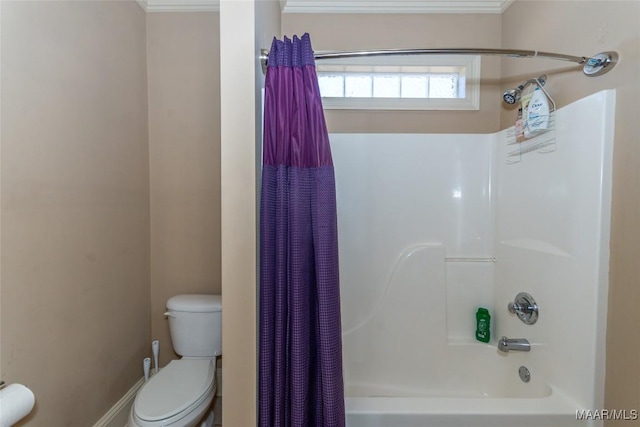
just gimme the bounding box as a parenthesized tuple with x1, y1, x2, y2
(316, 54, 481, 111)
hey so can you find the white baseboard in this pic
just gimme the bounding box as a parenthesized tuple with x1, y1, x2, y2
(92, 367, 221, 427)
(92, 377, 144, 427)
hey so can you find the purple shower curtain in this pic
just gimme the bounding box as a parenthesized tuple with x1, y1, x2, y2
(259, 34, 345, 427)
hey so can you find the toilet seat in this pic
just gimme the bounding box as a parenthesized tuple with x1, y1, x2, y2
(132, 359, 215, 426)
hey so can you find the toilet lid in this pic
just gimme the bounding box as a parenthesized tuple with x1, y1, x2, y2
(134, 359, 214, 422)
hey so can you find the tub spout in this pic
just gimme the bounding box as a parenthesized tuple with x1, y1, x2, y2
(498, 336, 530, 352)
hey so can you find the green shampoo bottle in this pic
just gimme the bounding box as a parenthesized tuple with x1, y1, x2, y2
(476, 308, 491, 343)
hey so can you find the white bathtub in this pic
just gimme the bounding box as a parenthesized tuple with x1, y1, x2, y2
(343, 346, 586, 427)
(344, 392, 583, 427)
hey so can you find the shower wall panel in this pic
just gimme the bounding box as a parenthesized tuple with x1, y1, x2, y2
(493, 90, 615, 408)
(330, 133, 495, 355)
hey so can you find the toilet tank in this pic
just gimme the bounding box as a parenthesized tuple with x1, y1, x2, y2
(166, 294, 222, 358)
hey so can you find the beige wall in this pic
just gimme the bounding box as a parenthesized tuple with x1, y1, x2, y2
(282, 13, 503, 133)
(0, 1, 150, 426)
(501, 2, 640, 422)
(219, 0, 280, 425)
(147, 12, 221, 366)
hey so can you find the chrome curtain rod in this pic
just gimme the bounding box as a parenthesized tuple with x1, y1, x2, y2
(259, 48, 618, 77)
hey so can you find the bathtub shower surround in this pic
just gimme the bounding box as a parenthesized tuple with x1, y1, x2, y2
(330, 90, 615, 427)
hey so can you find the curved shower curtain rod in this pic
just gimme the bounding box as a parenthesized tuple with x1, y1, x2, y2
(259, 47, 618, 77)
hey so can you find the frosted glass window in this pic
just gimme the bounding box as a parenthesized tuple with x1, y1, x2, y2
(315, 55, 480, 110)
(345, 75, 372, 97)
(401, 75, 428, 98)
(373, 75, 400, 98)
(318, 75, 344, 97)
(428, 75, 458, 98)
(318, 72, 460, 99)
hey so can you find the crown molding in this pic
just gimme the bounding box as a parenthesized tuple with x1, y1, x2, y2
(136, 0, 219, 13)
(282, 0, 513, 14)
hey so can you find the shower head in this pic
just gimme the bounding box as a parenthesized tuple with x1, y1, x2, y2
(502, 75, 547, 105)
(502, 87, 522, 105)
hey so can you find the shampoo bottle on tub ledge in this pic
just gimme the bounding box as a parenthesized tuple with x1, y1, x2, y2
(476, 307, 491, 343)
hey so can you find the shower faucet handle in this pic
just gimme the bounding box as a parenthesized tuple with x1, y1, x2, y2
(507, 301, 534, 313)
(507, 292, 538, 325)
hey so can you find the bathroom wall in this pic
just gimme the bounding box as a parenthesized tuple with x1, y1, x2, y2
(281, 13, 503, 134)
(220, 1, 281, 425)
(0, 1, 150, 426)
(500, 1, 640, 420)
(146, 11, 221, 366)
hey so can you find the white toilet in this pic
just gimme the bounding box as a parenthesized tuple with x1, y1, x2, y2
(129, 294, 221, 427)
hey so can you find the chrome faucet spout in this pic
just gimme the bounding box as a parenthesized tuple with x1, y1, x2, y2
(498, 336, 530, 353)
